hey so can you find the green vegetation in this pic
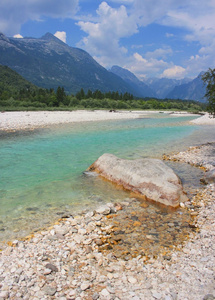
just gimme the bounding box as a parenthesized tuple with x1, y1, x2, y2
(202, 68, 215, 116)
(0, 65, 205, 112)
(0, 65, 37, 96)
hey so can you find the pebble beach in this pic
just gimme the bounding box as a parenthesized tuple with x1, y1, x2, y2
(0, 110, 204, 132)
(0, 111, 215, 300)
(0, 110, 141, 131)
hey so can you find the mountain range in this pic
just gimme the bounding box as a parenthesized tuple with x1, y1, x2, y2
(110, 66, 155, 98)
(166, 72, 206, 101)
(0, 32, 207, 102)
(0, 32, 134, 95)
(142, 77, 192, 98)
(111, 66, 206, 102)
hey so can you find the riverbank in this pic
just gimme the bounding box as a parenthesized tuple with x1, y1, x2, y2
(0, 110, 203, 131)
(190, 112, 215, 125)
(0, 110, 145, 131)
(0, 143, 215, 299)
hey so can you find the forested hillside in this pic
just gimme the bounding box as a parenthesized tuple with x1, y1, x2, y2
(0, 65, 205, 113)
(0, 65, 37, 95)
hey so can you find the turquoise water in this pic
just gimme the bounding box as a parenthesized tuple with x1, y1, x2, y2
(0, 114, 215, 243)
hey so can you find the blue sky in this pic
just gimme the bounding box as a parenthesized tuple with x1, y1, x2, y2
(0, 0, 215, 80)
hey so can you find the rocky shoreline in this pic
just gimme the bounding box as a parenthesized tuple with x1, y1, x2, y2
(0, 143, 215, 299)
(0, 110, 206, 132)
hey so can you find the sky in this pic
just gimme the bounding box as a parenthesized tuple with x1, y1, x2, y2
(0, 0, 215, 80)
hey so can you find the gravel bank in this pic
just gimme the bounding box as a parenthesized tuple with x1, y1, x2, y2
(0, 144, 215, 299)
(190, 113, 215, 125)
(163, 143, 215, 170)
(0, 110, 142, 131)
(0, 110, 202, 132)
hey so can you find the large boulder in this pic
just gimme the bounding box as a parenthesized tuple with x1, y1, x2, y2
(87, 153, 188, 207)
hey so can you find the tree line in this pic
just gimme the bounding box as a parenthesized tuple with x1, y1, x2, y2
(0, 85, 205, 112)
(0, 64, 214, 114)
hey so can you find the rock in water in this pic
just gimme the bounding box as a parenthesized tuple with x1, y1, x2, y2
(87, 153, 188, 207)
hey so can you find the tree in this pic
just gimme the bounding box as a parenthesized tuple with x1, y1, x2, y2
(202, 68, 215, 116)
(56, 86, 67, 106)
(76, 88, 85, 100)
(86, 89, 93, 99)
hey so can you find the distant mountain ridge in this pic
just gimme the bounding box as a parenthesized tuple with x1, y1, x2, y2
(142, 77, 192, 99)
(0, 32, 135, 95)
(0, 32, 207, 101)
(111, 65, 206, 102)
(110, 65, 155, 97)
(166, 72, 206, 102)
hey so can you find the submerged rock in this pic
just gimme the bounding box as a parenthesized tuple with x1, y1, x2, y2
(87, 153, 188, 207)
(205, 168, 215, 183)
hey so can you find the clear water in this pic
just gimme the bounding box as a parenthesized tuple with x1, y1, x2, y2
(0, 114, 215, 243)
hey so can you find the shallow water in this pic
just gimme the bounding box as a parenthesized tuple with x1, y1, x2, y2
(0, 114, 214, 244)
(98, 197, 195, 259)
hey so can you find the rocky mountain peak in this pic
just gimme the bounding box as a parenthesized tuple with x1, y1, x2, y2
(41, 32, 64, 44)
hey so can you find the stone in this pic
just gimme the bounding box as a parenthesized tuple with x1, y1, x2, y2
(95, 238, 103, 246)
(92, 292, 100, 300)
(68, 290, 76, 297)
(115, 203, 123, 210)
(0, 291, 9, 299)
(74, 235, 84, 244)
(87, 154, 187, 207)
(43, 286, 57, 296)
(45, 263, 58, 272)
(205, 169, 215, 182)
(80, 281, 90, 291)
(152, 291, 162, 299)
(106, 285, 115, 294)
(203, 295, 215, 300)
(12, 240, 19, 246)
(44, 268, 52, 275)
(54, 225, 69, 236)
(128, 276, 137, 284)
(96, 205, 111, 215)
(100, 288, 110, 297)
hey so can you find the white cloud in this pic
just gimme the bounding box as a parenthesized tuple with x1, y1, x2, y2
(1, 0, 214, 79)
(161, 65, 186, 79)
(187, 42, 215, 76)
(0, 0, 79, 35)
(123, 52, 169, 79)
(131, 44, 143, 49)
(165, 33, 174, 38)
(13, 34, 23, 38)
(145, 47, 173, 60)
(109, 0, 134, 3)
(76, 1, 138, 67)
(75, 0, 215, 78)
(54, 31, 67, 43)
(127, 0, 215, 77)
(131, 0, 181, 27)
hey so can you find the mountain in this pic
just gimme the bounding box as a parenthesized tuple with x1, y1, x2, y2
(110, 65, 198, 100)
(110, 65, 155, 97)
(0, 65, 37, 93)
(142, 77, 192, 98)
(0, 32, 135, 95)
(166, 72, 206, 102)
(0, 32, 207, 101)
